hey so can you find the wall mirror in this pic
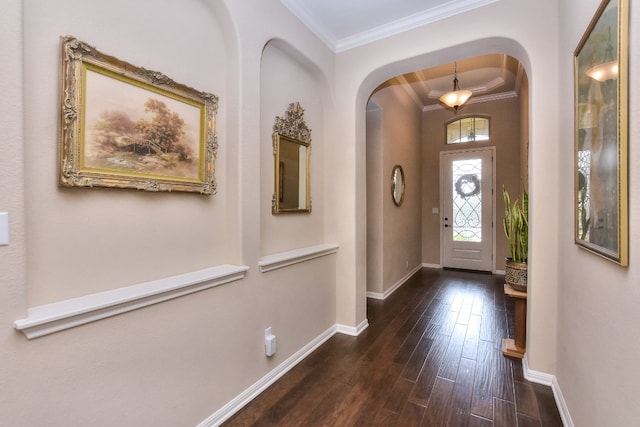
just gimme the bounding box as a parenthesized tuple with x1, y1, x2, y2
(391, 165, 405, 206)
(272, 102, 311, 214)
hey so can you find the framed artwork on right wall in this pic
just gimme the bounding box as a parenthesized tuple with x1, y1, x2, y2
(574, 0, 629, 266)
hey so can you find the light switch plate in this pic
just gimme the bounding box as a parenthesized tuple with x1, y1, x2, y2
(0, 212, 8, 245)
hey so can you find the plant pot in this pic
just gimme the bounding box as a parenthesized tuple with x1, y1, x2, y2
(505, 258, 527, 292)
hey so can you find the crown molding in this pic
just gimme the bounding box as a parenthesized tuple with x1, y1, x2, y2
(279, 0, 337, 50)
(395, 75, 426, 110)
(337, 0, 498, 52)
(281, 0, 499, 53)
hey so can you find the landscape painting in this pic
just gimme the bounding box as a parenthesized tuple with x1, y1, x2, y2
(59, 35, 218, 194)
(84, 67, 201, 181)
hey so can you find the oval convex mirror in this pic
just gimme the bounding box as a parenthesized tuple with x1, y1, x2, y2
(391, 165, 405, 206)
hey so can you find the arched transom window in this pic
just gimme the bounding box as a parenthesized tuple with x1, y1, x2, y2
(446, 115, 490, 144)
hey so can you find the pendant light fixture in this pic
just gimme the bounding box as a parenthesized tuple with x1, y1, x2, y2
(440, 62, 472, 111)
(586, 27, 618, 82)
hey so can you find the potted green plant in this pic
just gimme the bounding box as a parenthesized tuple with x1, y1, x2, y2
(502, 185, 528, 291)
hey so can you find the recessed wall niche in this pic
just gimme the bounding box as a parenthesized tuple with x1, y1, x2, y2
(260, 40, 326, 255)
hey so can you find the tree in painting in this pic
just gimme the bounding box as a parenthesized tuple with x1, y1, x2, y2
(135, 99, 186, 156)
(89, 98, 197, 177)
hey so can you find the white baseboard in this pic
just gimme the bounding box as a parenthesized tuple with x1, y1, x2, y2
(523, 354, 573, 427)
(365, 291, 384, 300)
(198, 320, 370, 426)
(551, 375, 573, 427)
(366, 264, 422, 300)
(522, 354, 553, 385)
(200, 327, 574, 427)
(336, 318, 369, 336)
(422, 263, 441, 269)
(197, 325, 337, 426)
(495, 269, 505, 275)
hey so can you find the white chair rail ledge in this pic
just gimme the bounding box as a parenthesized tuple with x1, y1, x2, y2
(14, 264, 249, 339)
(258, 243, 339, 273)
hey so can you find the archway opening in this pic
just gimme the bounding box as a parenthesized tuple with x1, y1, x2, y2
(363, 52, 530, 300)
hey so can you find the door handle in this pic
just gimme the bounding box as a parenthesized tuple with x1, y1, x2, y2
(444, 224, 449, 228)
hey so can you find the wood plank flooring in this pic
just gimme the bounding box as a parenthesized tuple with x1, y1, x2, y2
(223, 268, 563, 426)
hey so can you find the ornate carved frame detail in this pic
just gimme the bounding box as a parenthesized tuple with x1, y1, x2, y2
(59, 35, 218, 194)
(272, 102, 312, 214)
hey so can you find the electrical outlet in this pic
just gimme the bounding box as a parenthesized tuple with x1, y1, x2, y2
(0, 212, 8, 246)
(265, 327, 276, 357)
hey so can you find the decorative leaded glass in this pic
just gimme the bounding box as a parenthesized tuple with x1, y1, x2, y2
(446, 116, 490, 144)
(577, 150, 591, 241)
(452, 158, 482, 242)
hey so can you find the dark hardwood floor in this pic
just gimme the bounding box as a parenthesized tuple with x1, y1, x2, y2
(223, 268, 563, 426)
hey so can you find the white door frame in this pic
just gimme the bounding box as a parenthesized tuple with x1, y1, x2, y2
(439, 146, 497, 273)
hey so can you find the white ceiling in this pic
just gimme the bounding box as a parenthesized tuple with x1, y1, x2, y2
(280, 0, 523, 109)
(279, 0, 499, 52)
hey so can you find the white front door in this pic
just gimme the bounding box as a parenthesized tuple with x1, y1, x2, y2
(441, 148, 494, 272)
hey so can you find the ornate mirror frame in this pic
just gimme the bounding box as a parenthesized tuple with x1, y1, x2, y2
(391, 165, 405, 207)
(272, 102, 311, 214)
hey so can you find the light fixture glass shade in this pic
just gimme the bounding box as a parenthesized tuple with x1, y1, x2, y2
(440, 89, 473, 109)
(586, 60, 618, 82)
(440, 63, 472, 111)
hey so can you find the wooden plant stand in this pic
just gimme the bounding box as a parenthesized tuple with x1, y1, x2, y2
(502, 283, 527, 359)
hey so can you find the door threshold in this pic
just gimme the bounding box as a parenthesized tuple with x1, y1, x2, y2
(443, 267, 493, 275)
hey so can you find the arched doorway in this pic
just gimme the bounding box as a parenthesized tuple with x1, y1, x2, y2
(362, 51, 530, 299)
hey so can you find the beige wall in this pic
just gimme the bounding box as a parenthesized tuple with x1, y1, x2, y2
(260, 40, 327, 254)
(366, 104, 384, 293)
(556, 0, 640, 425)
(366, 86, 422, 295)
(1, 0, 338, 425)
(23, 1, 230, 306)
(421, 96, 523, 269)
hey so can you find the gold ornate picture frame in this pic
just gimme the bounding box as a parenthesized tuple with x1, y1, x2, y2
(58, 36, 218, 194)
(272, 102, 311, 214)
(573, 0, 628, 265)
